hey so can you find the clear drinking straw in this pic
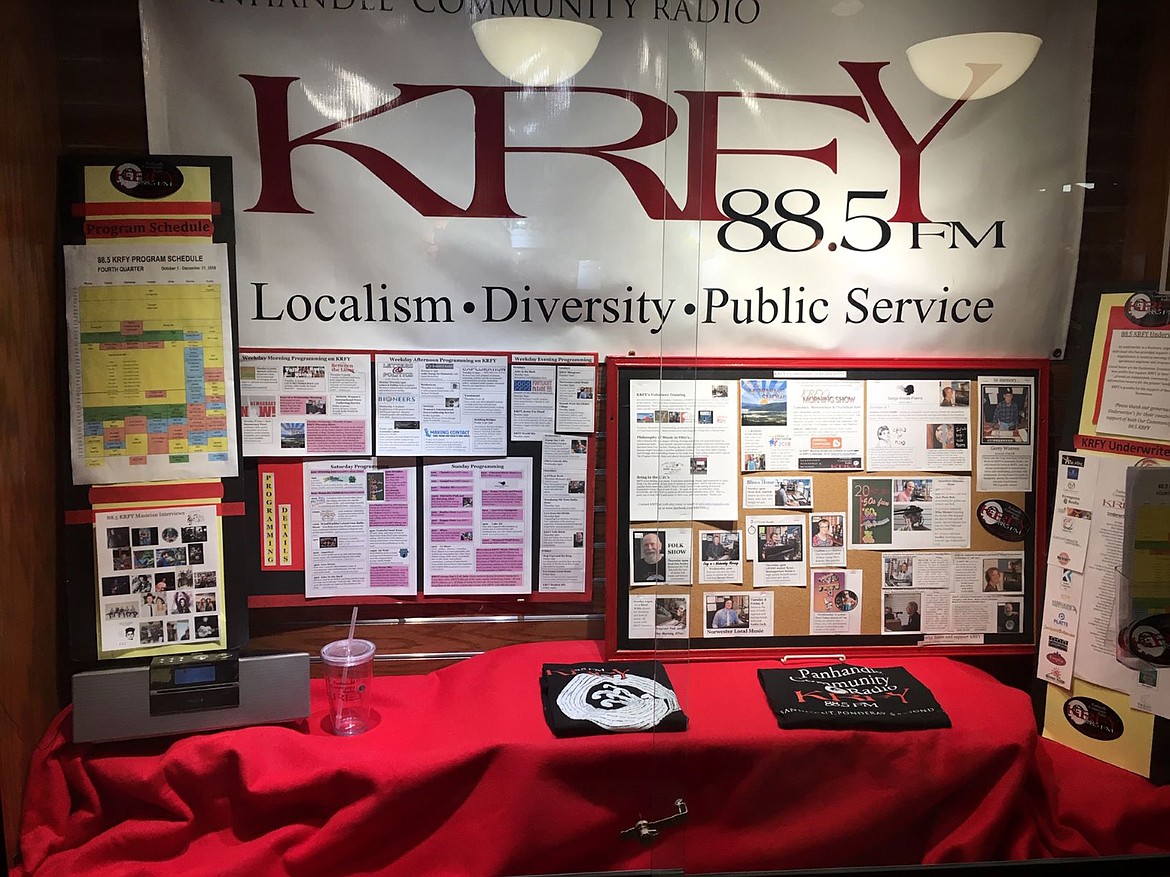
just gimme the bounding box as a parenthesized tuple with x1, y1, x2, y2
(335, 606, 359, 731)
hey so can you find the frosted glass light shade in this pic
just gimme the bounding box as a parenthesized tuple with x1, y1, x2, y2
(906, 32, 1042, 100)
(472, 18, 602, 87)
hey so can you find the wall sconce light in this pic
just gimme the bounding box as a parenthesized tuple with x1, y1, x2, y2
(471, 16, 602, 87)
(906, 32, 1042, 100)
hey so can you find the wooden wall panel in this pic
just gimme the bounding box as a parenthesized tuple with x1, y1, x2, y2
(250, 616, 606, 676)
(0, 0, 63, 862)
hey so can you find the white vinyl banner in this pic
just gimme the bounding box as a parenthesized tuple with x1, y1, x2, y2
(140, 0, 1095, 357)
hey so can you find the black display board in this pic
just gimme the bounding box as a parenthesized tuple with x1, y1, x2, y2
(58, 155, 248, 664)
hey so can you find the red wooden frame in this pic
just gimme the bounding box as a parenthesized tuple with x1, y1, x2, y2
(605, 356, 1051, 661)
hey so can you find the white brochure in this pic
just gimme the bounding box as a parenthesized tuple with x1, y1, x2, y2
(375, 354, 508, 456)
(509, 364, 556, 442)
(304, 459, 417, 597)
(740, 378, 864, 471)
(629, 379, 738, 521)
(976, 376, 1035, 492)
(555, 363, 597, 434)
(866, 378, 972, 472)
(810, 569, 863, 635)
(538, 435, 589, 594)
(422, 458, 532, 595)
(1037, 565, 1084, 690)
(240, 352, 371, 456)
(1047, 450, 1099, 573)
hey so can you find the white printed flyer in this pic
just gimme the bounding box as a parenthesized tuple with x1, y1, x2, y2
(866, 378, 972, 472)
(629, 379, 738, 521)
(740, 378, 864, 471)
(538, 434, 589, 594)
(239, 352, 371, 456)
(375, 354, 508, 456)
(810, 569, 863, 635)
(94, 505, 225, 654)
(303, 459, 417, 597)
(422, 458, 533, 595)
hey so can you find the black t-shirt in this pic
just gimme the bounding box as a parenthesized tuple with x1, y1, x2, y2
(758, 663, 950, 731)
(540, 662, 688, 737)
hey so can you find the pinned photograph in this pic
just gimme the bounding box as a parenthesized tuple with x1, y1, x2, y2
(104, 601, 139, 620)
(980, 385, 1031, 444)
(181, 525, 208, 543)
(757, 524, 803, 563)
(893, 478, 933, 531)
(700, 531, 741, 562)
(655, 596, 689, 633)
(132, 527, 158, 547)
(997, 601, 1023, 633)
(884, 556, 915, 587)
(773, 478, 813, 510)
(280, 422, 307, 449)
(983, 557, 1024, 592)
(140, 621, 165, 644)
(630, 530, 667, 583)
(810, 515, 843, 548)
(706, 594, 749, 629)
(195, 615, 220, 639)
(101, 576, 131, 597)
(884, 592, 923, 633)
(813, 571, 845, 611)
(939, 381, 970, 407)
(740, 379, 787, 426)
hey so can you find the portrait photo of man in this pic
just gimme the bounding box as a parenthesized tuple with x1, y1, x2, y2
(631, 530, 667, 583)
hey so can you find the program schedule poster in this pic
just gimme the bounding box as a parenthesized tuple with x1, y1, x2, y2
(65, 243, 238, 484)
(423, 458, 533, 595)
(509, 355, 597, 441)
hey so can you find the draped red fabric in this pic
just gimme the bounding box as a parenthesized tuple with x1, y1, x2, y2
(13, 642, 1170, 876)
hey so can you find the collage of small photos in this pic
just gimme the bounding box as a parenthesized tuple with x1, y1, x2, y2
(624, 373, 1034, 645)
(95, 505, 223, 654)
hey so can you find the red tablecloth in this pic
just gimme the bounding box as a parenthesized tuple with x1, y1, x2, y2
(13, 642, 1170, 876)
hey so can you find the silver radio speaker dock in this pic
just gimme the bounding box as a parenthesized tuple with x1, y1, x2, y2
(72, 651, 311, 743)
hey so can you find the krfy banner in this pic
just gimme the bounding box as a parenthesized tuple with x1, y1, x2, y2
(140, 0, 1095, 358)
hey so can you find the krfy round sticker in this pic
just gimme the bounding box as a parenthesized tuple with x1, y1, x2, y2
(976, 499, 1029, 542)
(1126, 614, 1170, 665)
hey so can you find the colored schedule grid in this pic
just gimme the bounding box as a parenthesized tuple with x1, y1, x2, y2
(78, 283, 230, 467)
